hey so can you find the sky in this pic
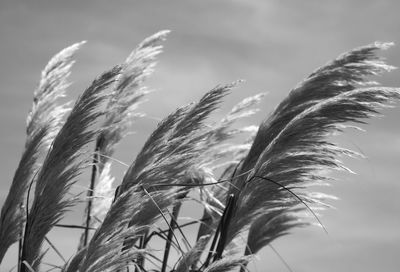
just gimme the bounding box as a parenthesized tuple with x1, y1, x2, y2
(0, 0, 399, 271)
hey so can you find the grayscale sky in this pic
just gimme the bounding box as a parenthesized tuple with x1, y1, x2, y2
(0, 1, 399, 271)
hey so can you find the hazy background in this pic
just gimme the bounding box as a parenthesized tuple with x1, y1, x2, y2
(0, 1, 399, 271)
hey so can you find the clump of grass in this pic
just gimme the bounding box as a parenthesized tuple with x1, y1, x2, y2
(0, 32, 399, 272)
(0, 41, 84, 263)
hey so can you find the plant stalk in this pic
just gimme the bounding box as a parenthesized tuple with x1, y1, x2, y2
(83, 144, 100, 247)
(161, 202, 182, 272)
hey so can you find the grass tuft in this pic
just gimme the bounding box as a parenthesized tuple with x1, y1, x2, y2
(0, 35, 399, 272)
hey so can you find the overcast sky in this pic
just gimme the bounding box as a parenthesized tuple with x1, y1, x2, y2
(0, 1, 399, 271)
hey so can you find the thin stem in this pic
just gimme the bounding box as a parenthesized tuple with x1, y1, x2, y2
(268, 244, 293, 272)
(17, 203, 23, 272)
(164, 202, 191, 250)
(44, 236, 66, 263)
(161, 202, 182, 272)
(202, 218, 221, 269)
(213, 194, 235, 261)
(55, 224, 96, 230)
(83, 143, 100, 247)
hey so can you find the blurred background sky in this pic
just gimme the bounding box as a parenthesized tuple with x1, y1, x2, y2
(0, 1, 399, 271)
